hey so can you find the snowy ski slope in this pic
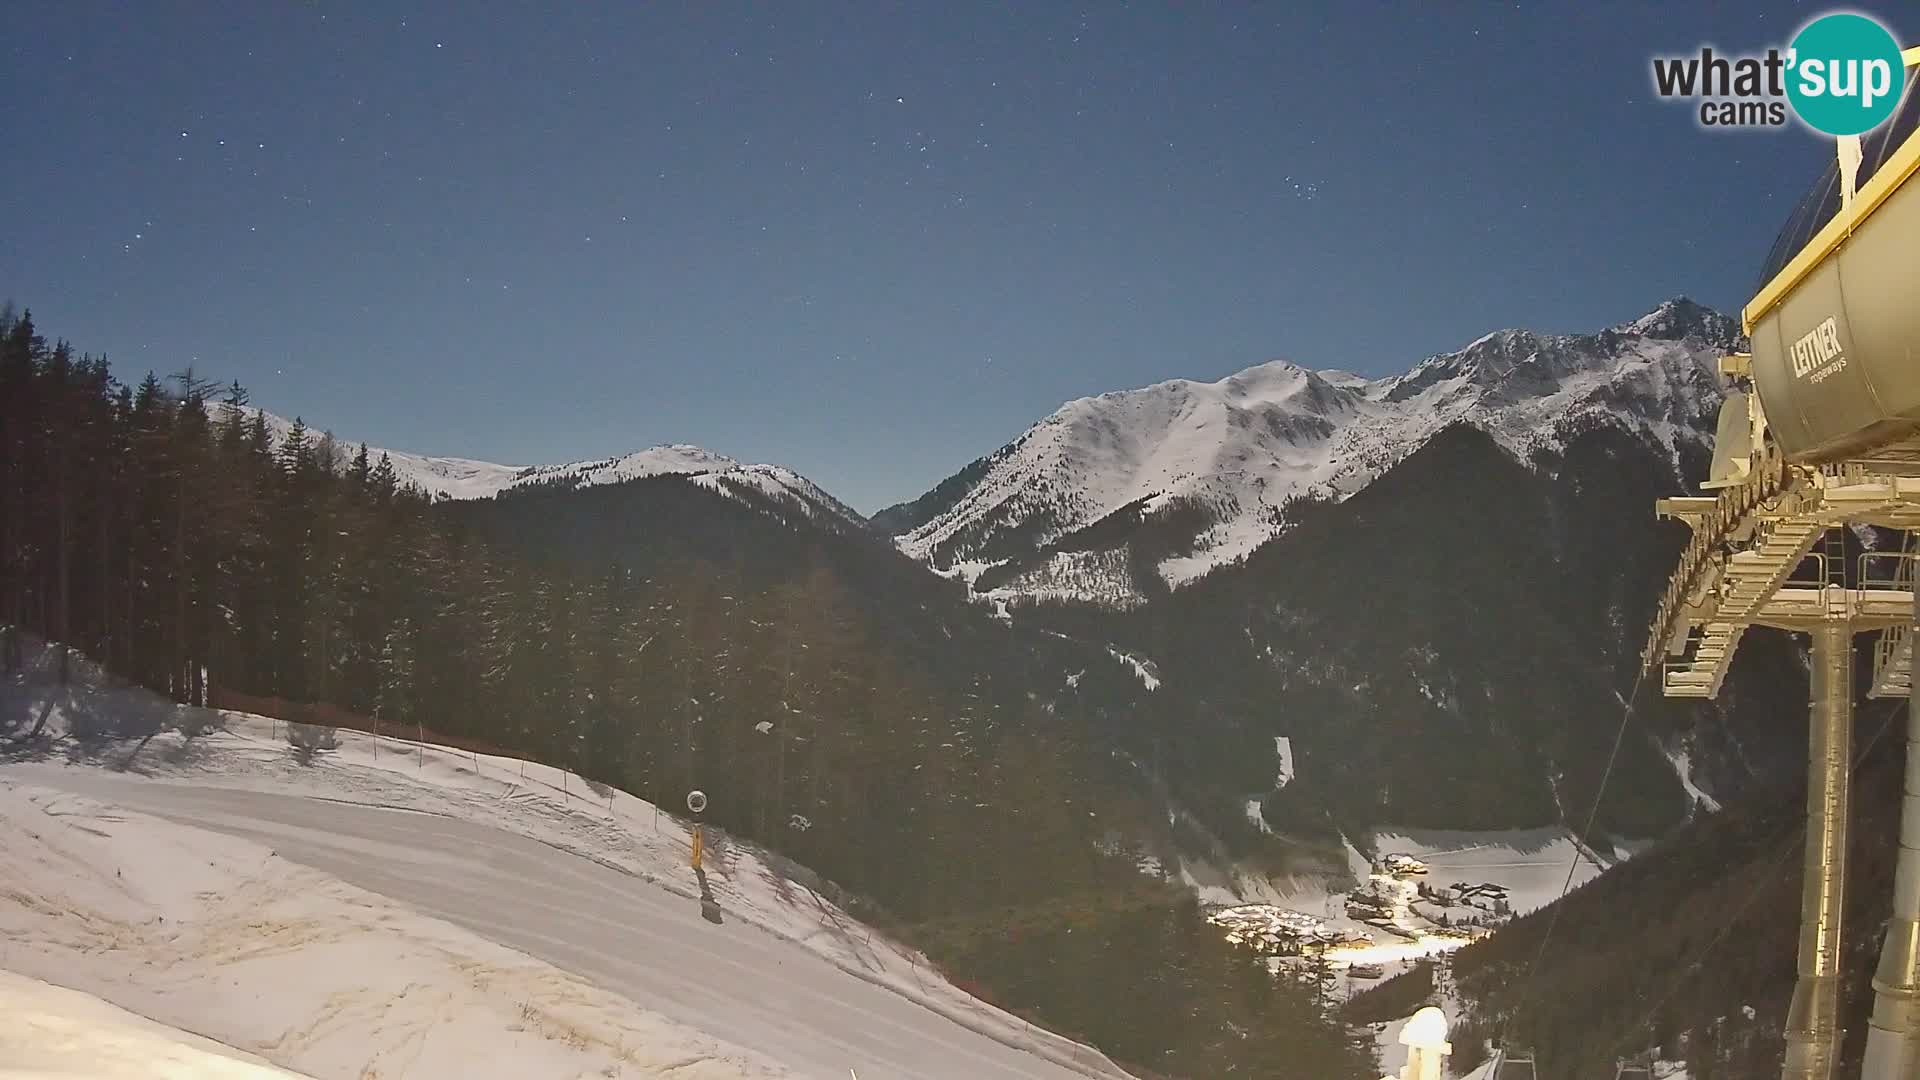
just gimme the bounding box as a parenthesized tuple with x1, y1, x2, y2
(0, 644, 1129, 1080)
(0, 969, 313, 1080)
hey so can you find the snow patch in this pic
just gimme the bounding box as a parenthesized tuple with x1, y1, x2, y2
(1342, 835, 1373, 883)
(1245, 797, 1272, 834)
(1667, 745, 1722, 814)
(1105, 646, 1161, 691)
(0, 969, 312, 1079)
(1370, 827, 1604, 916)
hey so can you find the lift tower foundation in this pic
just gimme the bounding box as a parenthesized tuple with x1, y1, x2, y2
(1863, 582, 1920, 1078)
(1784, 616, 1854, 1080)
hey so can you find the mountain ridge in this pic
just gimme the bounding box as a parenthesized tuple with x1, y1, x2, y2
(884, 297, 1741, 606)
(212, 405, 865, 529)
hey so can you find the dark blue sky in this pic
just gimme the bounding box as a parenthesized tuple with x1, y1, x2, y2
(3, 3, 1903, 511)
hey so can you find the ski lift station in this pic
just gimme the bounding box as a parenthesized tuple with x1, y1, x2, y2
(1636, 43, 1920, 1080)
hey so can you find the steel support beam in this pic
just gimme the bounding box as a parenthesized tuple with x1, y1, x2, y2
(1865, 582, 1920, 1080)
(1785, 618, 1854, 1080)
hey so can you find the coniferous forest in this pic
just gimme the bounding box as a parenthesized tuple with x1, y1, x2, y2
(0, 307, 1378, 1079)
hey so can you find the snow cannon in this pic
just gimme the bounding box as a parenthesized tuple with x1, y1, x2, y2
(687, 790, 708, 871)
(1743, 50, 1920, 468)
(1385, 1007, 1451, 1080)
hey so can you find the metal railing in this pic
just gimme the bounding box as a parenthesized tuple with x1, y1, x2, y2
(1870, 539, 1919, 694)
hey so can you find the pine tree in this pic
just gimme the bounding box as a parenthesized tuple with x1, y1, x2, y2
(350, 442, 371, 490)
(0, 309, 1388, 1080)
(370, 452, 398, 502)
(44, 341, 76, 682)
(270, 417, 313, 697)
(168, 380, 213, 702)
(0, 312, 45, 670)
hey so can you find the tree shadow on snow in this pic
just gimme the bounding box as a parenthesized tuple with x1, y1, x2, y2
(0, 678, 211, 771)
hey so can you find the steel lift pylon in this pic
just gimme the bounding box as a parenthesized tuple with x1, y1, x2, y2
(1644, 51, 1920, 1078)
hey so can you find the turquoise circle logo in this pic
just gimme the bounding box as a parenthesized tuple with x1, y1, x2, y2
(1787, 13, 1906, 135)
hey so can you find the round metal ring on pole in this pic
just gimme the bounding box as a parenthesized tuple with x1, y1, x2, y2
(686, 790, 708, 815)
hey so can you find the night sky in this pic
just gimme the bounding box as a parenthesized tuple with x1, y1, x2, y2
(4, 3, 1906, 511)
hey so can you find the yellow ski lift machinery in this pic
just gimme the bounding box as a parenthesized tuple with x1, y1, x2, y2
(1641, 47, 1920, 1080)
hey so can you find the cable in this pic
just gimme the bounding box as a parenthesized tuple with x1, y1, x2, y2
(1496, 657, 1654, 1056)
(1597, 698, 1905, 1070)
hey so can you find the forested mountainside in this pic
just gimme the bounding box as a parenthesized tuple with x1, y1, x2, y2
(871, 300, 1830, 852)
(4, 296, 1859, 1079)
(1361, 680, 1905, 1079)
(1012, 417, 1821, 849)
(0, 308, 1376, 1080)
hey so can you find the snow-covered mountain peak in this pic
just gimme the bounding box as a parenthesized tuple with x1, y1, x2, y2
(1217, 357, 1308, 393)
(210, 405, 862, 527)
(625, 443, 738, 470)
(891, 301, 1738, 606)
(509, 443, 743, 487)
(1046, 359, 1363, 440)
(1613, 296, 1742, 345)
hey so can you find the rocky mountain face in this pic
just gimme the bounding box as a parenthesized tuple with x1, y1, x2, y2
(248, 298, 1798, 865)
(1066, 420, 1775, 844)
(893, 299, 1824, 876)
(881, 298, 1741, 608)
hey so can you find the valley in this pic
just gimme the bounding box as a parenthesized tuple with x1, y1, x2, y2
(1203, 829, 1604, 997)
(0, 295, 1841, 1078)
(16, 7, 1918, 1076)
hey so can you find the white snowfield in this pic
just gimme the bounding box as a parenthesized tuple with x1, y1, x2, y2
(897, 299, 1734, 604)
(0, 968, 313, 1079)
(0, 778, 794, 1080)
(0, 652, 1130, 1080)
(211, 405, 862, 526)
(1370, 826, 1605, 916)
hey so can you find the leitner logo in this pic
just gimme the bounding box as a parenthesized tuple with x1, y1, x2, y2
(1791, 316, 1848, 383)
(1652, 12, 1906, 135)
